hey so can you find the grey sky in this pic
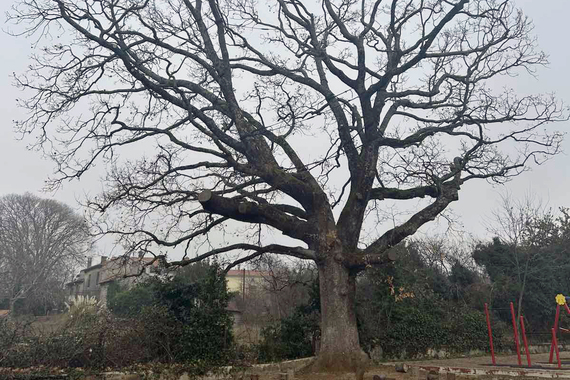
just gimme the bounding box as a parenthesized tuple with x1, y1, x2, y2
(0, 0, 568, 260)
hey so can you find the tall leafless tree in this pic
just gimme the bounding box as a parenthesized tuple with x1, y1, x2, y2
(251, 255, 317, 320)
(8, 0, 567, 372)
(483, 192, 554, 321)
(0, 194, 91, 314)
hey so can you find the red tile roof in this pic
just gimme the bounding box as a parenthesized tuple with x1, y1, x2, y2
(226, 269, 267, 277)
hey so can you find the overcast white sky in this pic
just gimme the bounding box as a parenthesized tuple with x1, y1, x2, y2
(0, 0, 568, 260)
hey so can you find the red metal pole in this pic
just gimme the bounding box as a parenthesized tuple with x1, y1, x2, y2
(520, 316, 531, 367)
(510, 302, 522, 366)
(550, 304, 561, 363)
(552, 328, 562, 369)
(564, 303, 570, 316)
(485, 303, 496, 365)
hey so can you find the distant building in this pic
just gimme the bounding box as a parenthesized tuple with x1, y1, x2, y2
(66, 256, 160, 305)
(226, 269, 266, 297)
(225, 269, 272, 326)
(98, 256, 160, 305)
(65, 256, 104, 299)
(83, 256, 106, 299)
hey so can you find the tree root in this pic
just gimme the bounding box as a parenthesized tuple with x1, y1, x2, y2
(297, 350, 370, 380)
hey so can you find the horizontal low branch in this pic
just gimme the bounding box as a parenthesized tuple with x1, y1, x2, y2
(370, 185, 440, 200)
(166, 243, 317, 269)
(198, 190, 314, 242)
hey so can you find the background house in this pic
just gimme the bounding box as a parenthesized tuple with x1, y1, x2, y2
(66, 256, 159, 304)
(82, 256, 106, 299)
(226, 269, 265, 298)
(98, 256, 160, 305)
(224, 269, 267, 326)
(65, 256, 104, 299)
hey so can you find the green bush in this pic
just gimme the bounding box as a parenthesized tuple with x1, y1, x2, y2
(0, 312, 106, 368)
(256, 311, 318, 362)
(379, 306, 450, 358)
(252, 273, 320, 363)
(363, 304, 509, 359)
(106, 281, 153, 317)
(107, 263, 234, 365)
(0, 318, 27, 365)
(447, 310, 491, 352)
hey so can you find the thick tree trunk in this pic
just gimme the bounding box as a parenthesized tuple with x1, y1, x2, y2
(305, 256, 369, 375)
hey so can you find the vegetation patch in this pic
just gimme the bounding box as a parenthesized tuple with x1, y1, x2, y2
(0, 263, 233, 377)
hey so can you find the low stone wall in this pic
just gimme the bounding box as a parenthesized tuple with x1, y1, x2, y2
(10, 357, 315, 380)
(372, 344, 565, 362)
(200, 357, 314, 380)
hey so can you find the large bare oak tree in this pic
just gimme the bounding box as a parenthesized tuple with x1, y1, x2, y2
(9, 0, 566, 371)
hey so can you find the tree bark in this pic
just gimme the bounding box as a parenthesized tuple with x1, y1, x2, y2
(306, 255, 369, 374)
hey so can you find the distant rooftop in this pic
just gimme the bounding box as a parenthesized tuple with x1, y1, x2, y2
(226, 269, 267, 277)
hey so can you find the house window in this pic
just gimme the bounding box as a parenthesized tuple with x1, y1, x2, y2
(96, 272, 100, 285)
(87, 274, 91, 288)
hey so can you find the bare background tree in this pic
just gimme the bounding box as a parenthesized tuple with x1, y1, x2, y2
(253, 255, 317, 320)
(231, 255, 317, 345)
(8, 0, 566, 372)
(479, 193, 559, 320)
(0, 194, 91, 314)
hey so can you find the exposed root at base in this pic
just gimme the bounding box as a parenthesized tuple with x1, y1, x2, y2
(297, 350, 370, 380)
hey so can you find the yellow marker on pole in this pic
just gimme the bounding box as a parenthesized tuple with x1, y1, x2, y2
(556, 294, 566, 306)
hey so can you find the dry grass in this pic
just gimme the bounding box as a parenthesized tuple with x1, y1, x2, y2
(13, 313, 68, 334)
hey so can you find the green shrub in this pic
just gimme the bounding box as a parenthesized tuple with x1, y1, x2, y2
(0, 318, 27, 365)
(107, 263, 234, 365)
(253, 273, 320, 363)
(0, 312, 106, 368)
(107, 282, 154, 317)
(255, 310, 319, 362)
(379, 306, 450, 358)
(363, 304, 510, 359)
(447, 310, 491, 352)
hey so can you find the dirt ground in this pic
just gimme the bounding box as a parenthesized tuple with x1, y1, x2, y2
(294, 365, 405, 380)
